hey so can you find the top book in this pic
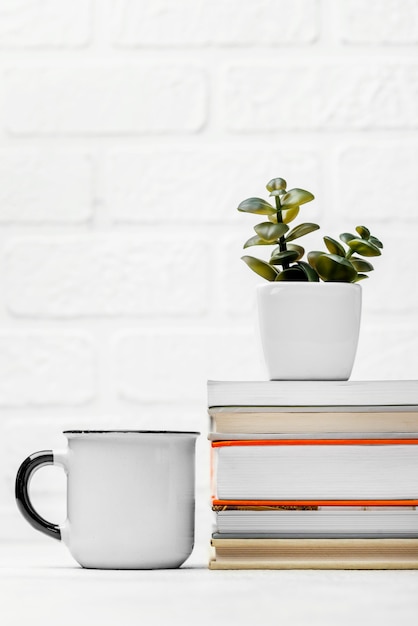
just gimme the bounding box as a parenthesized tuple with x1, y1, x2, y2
(207, 380, 418, 408)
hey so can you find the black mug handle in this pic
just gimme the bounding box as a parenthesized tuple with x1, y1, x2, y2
(15, 451, 62, 541)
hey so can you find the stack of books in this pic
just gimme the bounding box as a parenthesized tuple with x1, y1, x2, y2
(208, 379, 418, 569)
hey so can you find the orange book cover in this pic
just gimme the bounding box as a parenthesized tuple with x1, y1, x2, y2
(211, 438, 418, 447)
(212, 499, 418, 507)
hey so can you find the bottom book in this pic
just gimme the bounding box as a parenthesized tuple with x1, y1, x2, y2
(209, 538, 418, 570)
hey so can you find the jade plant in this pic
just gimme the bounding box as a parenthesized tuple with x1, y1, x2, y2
(238, 177, 383, 282)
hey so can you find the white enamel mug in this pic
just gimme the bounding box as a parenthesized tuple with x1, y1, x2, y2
(16, 430, 200, 569)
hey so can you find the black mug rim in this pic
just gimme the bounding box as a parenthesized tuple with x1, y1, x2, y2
(63, 430, 200, 435)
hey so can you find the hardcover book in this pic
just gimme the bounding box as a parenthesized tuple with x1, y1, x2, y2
(213, 507, 418, 538)
(208, 406, 418, 435)
(209, 538, 418, 570)
(213, 439, 418, 501)
(208, 380, 418, 408)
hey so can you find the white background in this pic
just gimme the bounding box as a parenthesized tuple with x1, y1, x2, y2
(0, 0, 418, 571)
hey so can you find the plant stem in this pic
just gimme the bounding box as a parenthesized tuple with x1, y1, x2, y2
(346, 249, 354, 260)
(275, 196, 289, 270)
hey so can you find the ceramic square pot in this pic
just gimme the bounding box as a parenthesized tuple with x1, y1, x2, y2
(257, 282, 362, 380)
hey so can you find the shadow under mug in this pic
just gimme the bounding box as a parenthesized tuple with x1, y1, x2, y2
(15, 430, 200, 569)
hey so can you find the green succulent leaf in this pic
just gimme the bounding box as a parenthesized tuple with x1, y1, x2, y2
(340, 232, 356, 244)
(347, 238, 381, 257)
(269, 189, 287, 197)
(282, 206, 300, 224)
(369, 235, 383, 249)
(241, 256, 278, 281)
(307, 250, 325, 271)
(316, 253, 358, 282)
(269, 249, 300, 265)
(254, 221, 289, 242)
(266, 178, 287, 192)
(286, 222, 320, 242)
(271, 244, 304, 259)
(297, 261, 320, 282)
(353, 273, 369, 282)
(287, 243, 305, 261)
(356, 225, 370, 240)
(237, 197, 276, 215)
(280, 188, 315, 209)
(275, 266, 308, 281)
(324, 236, 346, 256)
(243, 235, 274, 249)
(350, 257, 374, 272)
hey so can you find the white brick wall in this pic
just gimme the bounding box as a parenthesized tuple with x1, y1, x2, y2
(341, 0, 418, 44)
(226, 63, 418, 131)
(0, 1, 92, 48)
(5, 236, 209, 316)
(0, 331, 96, 406)
(110, 0, 319, 46)
(5, 66, 207, 134)
(0, 151, 92, 222)
(1, 1, 418, 546)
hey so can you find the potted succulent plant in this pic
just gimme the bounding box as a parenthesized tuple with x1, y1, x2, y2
(238, 177, 383, 380)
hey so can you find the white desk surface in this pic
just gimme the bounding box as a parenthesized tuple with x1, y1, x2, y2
(1, 542, 418, 626)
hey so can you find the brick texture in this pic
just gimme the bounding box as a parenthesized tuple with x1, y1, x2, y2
(5, 237, 209, 316)
(4, 66, 207, 134)
(0, 1, 417, 545)
(225, 64, 418, 131)
(0, 0, 91, 48)
(341, 0, 418, 44)
(0, 332, 96, 406)
(111, 0, 318, 46)
(339, 145, 418, 221)
(0, 151, 92, 223)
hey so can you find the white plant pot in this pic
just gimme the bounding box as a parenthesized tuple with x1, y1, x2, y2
(257, 282, 362, 381)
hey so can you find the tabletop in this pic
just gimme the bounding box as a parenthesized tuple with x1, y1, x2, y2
(1, 542, 418, 626)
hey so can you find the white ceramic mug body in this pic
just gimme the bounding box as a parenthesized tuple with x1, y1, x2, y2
(257, 282, 362, 380)
(16, 431, 199, 569)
